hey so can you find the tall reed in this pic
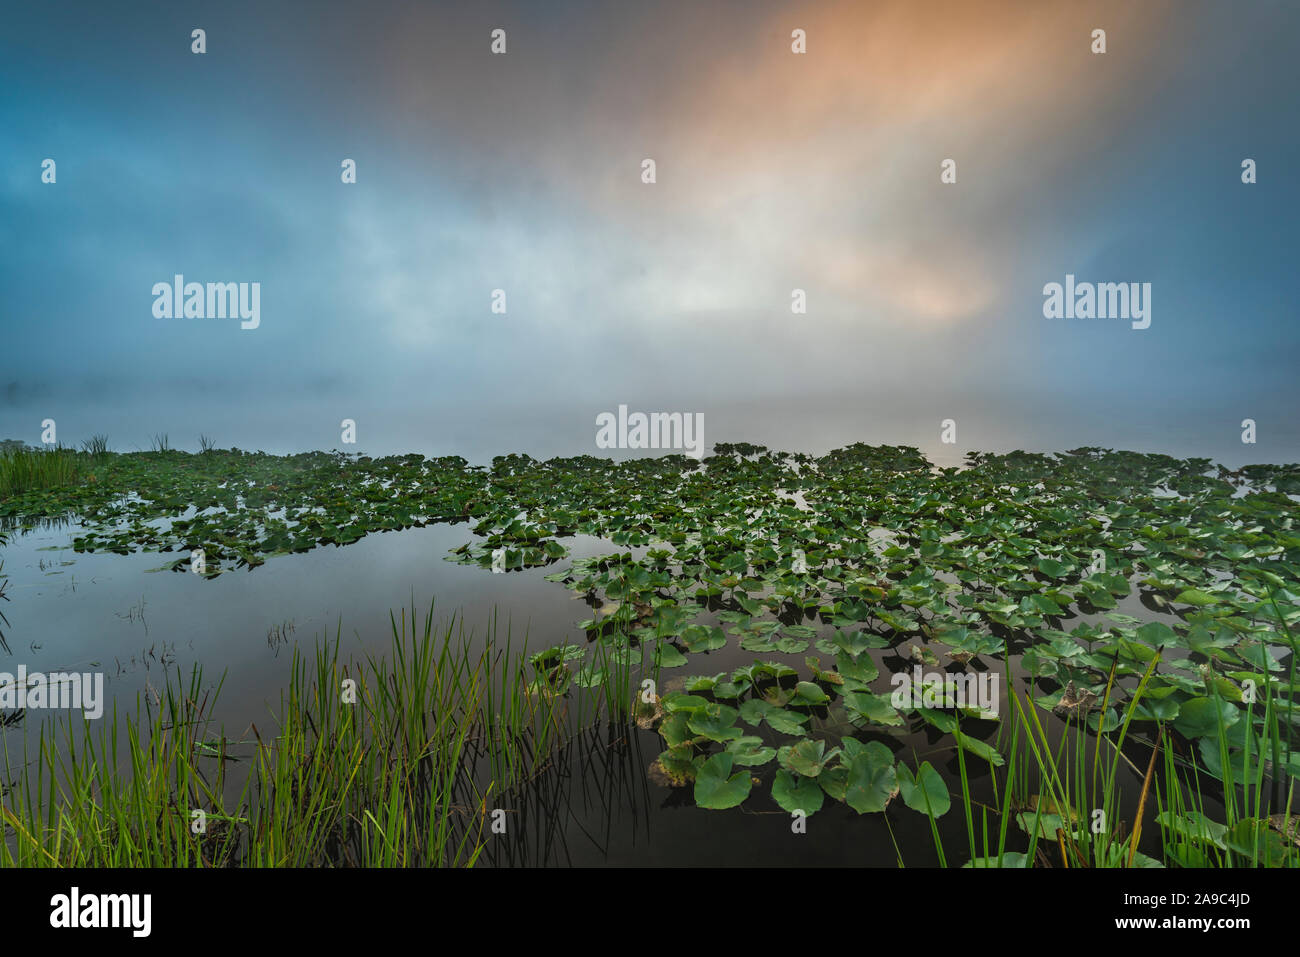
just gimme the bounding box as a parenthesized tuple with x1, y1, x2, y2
(0, 600, 615, 867)
(0, 446, 81, 497)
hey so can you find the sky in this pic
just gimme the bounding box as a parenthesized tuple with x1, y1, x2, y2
(2, 0, 1297, 467)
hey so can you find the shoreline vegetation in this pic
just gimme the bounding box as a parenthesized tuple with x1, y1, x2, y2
(1, 437, 1298, 866)
(2, 602, 622, 867)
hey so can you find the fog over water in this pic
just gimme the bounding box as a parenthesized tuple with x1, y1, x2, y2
(3, 389, 1293, 472)
(2, 0, 1298, 469)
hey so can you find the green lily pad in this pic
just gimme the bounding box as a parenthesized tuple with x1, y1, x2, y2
(693, 752, 753, 809)
(778, 739, 839, 778)
(897, 761, 950, 818)
(726, 735, 777, 768)
(1175, 696, 1241, 738)
(763, 707, 810, 736)
(844, 691, 903, 727)
(844, 741, 898, 813)
(772, 769, 825, 816)
(687, 704, 743, 742)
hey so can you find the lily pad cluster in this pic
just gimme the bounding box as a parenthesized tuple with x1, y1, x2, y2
(466, 445, 1300, 817)
(653, 660, 951, 819)
(4, 442, 1299, 827)
(1, 449, 488, 572)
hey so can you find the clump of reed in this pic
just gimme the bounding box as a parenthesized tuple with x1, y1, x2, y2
(919, 615, 1297, 868)
(0, 445, 82, 497)
(80, 433, 110, 457)
(0, 600, 636, 867)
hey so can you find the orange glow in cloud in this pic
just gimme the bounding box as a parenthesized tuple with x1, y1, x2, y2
(566, 0, 1174, 328)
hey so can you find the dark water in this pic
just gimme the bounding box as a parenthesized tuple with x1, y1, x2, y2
(0, 514, 1191, 867)
(0, 520, 593, 732)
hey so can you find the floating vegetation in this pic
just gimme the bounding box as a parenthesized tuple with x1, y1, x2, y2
(2, 440, 1298, 866)
(1, 448, 486, 570)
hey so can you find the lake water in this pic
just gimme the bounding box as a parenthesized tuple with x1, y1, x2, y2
(0, 507, 1196, 866)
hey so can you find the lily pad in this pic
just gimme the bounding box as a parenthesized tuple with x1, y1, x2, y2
(693, 752, 753, 809)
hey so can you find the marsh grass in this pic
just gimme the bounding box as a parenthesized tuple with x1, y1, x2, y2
(0, 600, 627, 867)
(80, 433, 110, 457)
(932, 639, 1297, 868)
(0, 446, 82, 497)
(576, 628, 652, 726)
(1152, 611, 1299, 867)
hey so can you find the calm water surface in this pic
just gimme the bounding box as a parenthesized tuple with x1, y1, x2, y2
(0, 513, 1193, 866)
